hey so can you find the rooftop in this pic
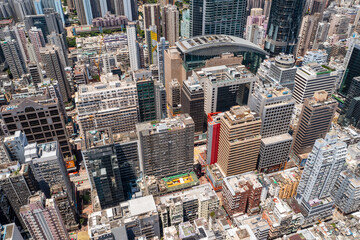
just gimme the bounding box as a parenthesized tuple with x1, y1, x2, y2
(224, 172, 262, 195)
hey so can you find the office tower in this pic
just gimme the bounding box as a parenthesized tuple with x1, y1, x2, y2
(24, 142, 73, 200)
(135, 76, 157, 122)
(75, 74, 138, 134)
(1, 38, 26, 79)
(217, 106, 261, 176)
(3, 131, 28, 163)
(332, 170, 360, 214)
(181, 77, 204, 132)
(181, 9, 190, 39)
(157, 37, 169, 85)
(266, 54, 297, 90)
(20, 192, 69, 240)
(264, 0, 305, 55)
(162, 5, 179, 46)
(206, 112, 224, 165)
(198, 65, 257, 115)
(291, 91, 337, 165)
(28, 27, 46, 62)
(123, 0, 138, 21)
(82, 129, 126, 209)
(250, 85, 295, 172)
(50, 184, 78, 230)
(75, 0, 93, 25)
(0, 96, 71, 157)
(40, 45, 71, 101)
(143, 4, 161, 36)
(222, 173, 262, 216)
(9, 0, 35, 22)
(344, 76, 360, 111)
(0, 163, 38, 229)
(169, 79, 181, 115)
(340, 40, 360, 96)
(137, 114, 194, 178)
(28, 62, 43, 85)
(127, 22, 140, 71)
(164, 48, 185, 100)
(345, 97, 360, 128)
(296, 131, 346, 223)
(303, 49, 328, 65)
(293, 63, 336, 104)
(189, 0, 247, 38)
(155, 81, 167, 120)
(296, 14, 320, 57)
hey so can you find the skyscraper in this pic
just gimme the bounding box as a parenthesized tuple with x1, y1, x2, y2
(264, 0, 305, 55)
(123, 0, 138, 21)
(206, 112, 224, 165)
(20, 192, 69, 240)
(157, 37, 169, 85)
(40, 45, 71, 101)
(250, 85, 295, 172)
(127, 22, 141, 71)
(135, 76, 157, 122)
(181, 76, 204, 133)
(217, 106, 261, 176)
(143, 3, 161, 37)
(189, 0, 247, 38)
(291, 91, 337, 166)
(74, 0, 94, 25)
(162, 5, 179, 46)
(137, 114, 195, 178)
(296, 14, 320, 57)
(28, 27, 46, 62)
(266, 54, 297, 90)
(293, 63, 336, 104)
(339, 40, 360, 96)
(1, 38, 27, 79)
(343, 76, 360, 112)
(296, 131, 346, 223)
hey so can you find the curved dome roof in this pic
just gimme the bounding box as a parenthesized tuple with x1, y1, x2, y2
(176, 35, 268, 56)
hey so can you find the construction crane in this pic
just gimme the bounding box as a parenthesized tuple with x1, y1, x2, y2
(93, 35, 104, 82)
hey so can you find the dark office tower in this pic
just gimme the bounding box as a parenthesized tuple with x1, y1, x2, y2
(137, 114, 195, 178)
(0, 96, 71, 157)
(1, 38, 26, 79)
(291, 91, 337, 166)
(136, 77, 157, 122)
(181, 77, 204, 133)
(0, 163, 38, 229)
(264, 0, 305, 56)
(340, 41, 360, 96)
(28, 63, 43, 85)
(82, 129, 125, 209)
(190, 0, 247, 38)
(40, 46, 71, 101)
(344, 77, 360, 111)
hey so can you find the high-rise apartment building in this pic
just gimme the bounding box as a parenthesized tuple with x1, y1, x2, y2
(75, 74, 139, 134)
(127, 22, 141, 71)
(250, 85, 295, 172)
(24, 142, 74, 201)
(291, 91, 337, 165)
(296, 131, 346, 223)
(28, 63, 43, 85)
(143, 4, 161, 37)
(264, 0, 305, 55)
(0, 162, 38, 229)
(195, 65, 257, 115)
(74, 0, 94, 25)
(222, 172, 262, 215)
(137, 114, 195, 178)
(340, 40, 360, 96)
(0, 96, 71, 157)
(1, 38, 26, 79)
(217, 106, 261, 176)
(40, 45, 71, 101)
(123, 0, 138, 21)
(162, 5, 179, 46)
(20, 192, 69, 240)
(189, 0, 247, 38)
(296, 14, 320, 57)
(3, 131, 28, 163)
(28, 27, 46, 62)
(181, 77, 204, 133)
(293, 63, 337, 104)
